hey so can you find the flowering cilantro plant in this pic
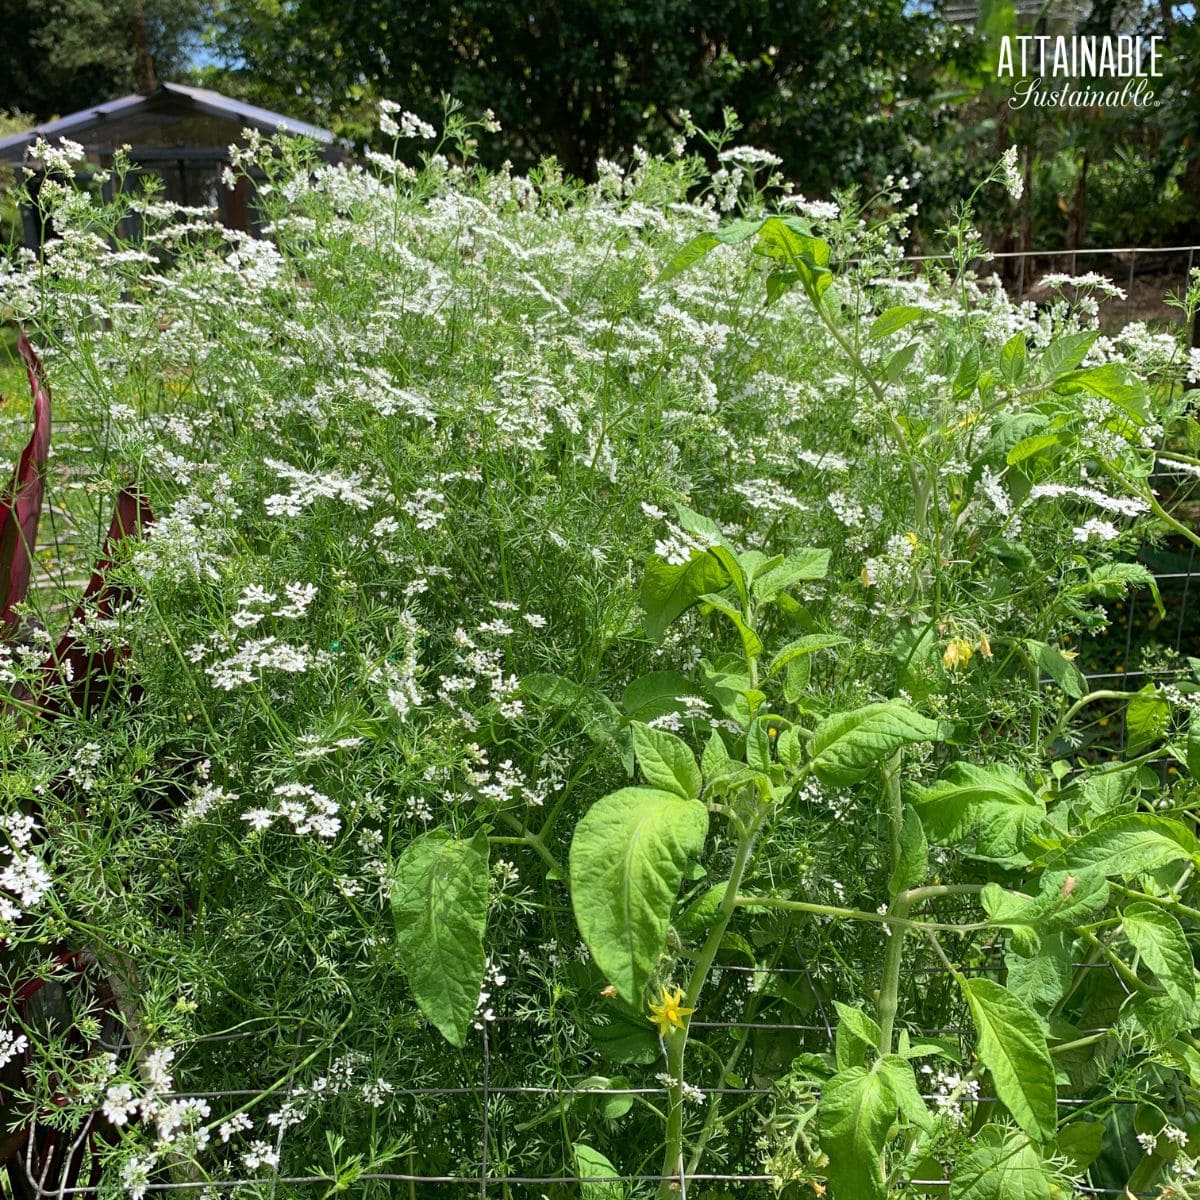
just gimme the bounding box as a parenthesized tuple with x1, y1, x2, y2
(0, 113, 1199, 1199)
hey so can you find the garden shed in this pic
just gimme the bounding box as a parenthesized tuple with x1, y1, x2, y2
(0, 82, 347, 246)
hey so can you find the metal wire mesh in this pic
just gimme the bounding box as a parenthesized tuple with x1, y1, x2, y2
(4, 243, 1199, 1198)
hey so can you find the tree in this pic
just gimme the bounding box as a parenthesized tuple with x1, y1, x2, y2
(0, 0, 206, 121)
(201, 1, 975, 200)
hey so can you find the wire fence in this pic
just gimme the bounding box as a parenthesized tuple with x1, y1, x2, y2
(3, 244, 1200, 1199)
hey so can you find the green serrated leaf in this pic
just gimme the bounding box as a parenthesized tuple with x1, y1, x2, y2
(657, 219, 764, 283)
(767, 634, 848, 675)
(699, 592, 763, 660)
(950, 1125, 1052, 1200)
(1006, 931, 1073, 1017)
(621, 671, 695, 725)
(776, 725, 801, 770)
(631, 722, 701, 800)
(1006, 433, 1063, 466)
(640, 550, 732, 642)
(878, 1054, 935, 1134)
(1044, 813, 1198, 877)
(1053, 1121, 1104, 1173)
(588, 1009, 659, 1065)
(390, 830, 490, 1048)
(573, 1143, 626, 1199)
(1126, 685, 1170, 755)
(889, 804, 928, 893)
(1165, 1038, 1200, 1087)
(1126, 992, 1191, 1047)
(1054, 362, 1147, 424)
(1029, 640, 1086, 699)
(754, 219, 833, 302)
(701, 729, 729, 777)
(784, 655, 810, 703)
(908, 762, 1045, 861)
(1000, 333, 1027, 385)
(1085, 562, 1164, 618)
(833, 1002, 881, 1070)
(960, 978, 1057, 1143)
(1123, 902, 1196, 1012)
(675, 881, 727, 936)
(1075, 763, 1138, 818)
(569, 787, 709, 1002)
(982, 870, 1108, 934)
(1039, 330, 1098, 380)
(884, 341, 921, 381)
(746, 719, 772, 771)
(810, 701, 945, 787)
(752, 550, 831, 603)
(817, 1062, 893, 1200)
(673, 505, 747, 605)
(954, 344, 982, 400)
(869, 305, 929, 341)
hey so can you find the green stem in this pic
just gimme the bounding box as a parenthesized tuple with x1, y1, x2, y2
(658, 806, 764, 1199)
(199, 1016, 351, 1140)
(660, 1027, 687, 1196)
(1113, 884, 1200, 924)
(1050, 1030, 1109, 1056)
(1019, 643, 1042, 754)
(876, 753, 908, 1054)
(901, 884, 985, 903)
(495, 810, 565, 881)
(1048, 689, 1136, 743)
(1078, 928, 1152, 995)
(876, 899, 910, 1055)
(685, 945, 782, 1176)
(1103, 460, 1200, 552)
(732, 895, 990, 934)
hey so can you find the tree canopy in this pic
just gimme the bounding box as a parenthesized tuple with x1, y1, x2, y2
(0, 0, 204, 120)
(201, 1, 975, 193)
(1, 0, 1195, 248)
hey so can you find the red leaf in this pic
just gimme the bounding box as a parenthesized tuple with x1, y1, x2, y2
(72, 488, 154, 612)
(0, 333, 52, 630)
(42, 488, 153, 708)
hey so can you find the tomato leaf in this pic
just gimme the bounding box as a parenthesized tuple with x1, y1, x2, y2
(630, 722, 701, 800)
(960, 978, 1057, 1143)
(570, 787, 708, 1002)
(817, 1062, 893, 1200)
(1123, 903, 1196, 1013)
(390, 830, 490, 1048)
(810, 701, 945, 787)
(950, 1125, 1052, 1200)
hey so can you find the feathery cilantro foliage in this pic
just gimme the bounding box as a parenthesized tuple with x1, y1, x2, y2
(1, 109, 1200, 1197)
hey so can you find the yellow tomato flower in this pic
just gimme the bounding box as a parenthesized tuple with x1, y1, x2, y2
(977, 634, 993, 659)
(648, 985, 694, 1036)
(942, 637, 974, 670)
(903, 532, 919, 548)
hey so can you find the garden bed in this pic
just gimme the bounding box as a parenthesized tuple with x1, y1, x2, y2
(0, 121, 1198, 1199)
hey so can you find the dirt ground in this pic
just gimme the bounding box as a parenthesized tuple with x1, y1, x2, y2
(1012, 251, 1197, 335)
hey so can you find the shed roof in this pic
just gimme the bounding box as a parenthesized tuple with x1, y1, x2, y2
(0, 82, 343, 165)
